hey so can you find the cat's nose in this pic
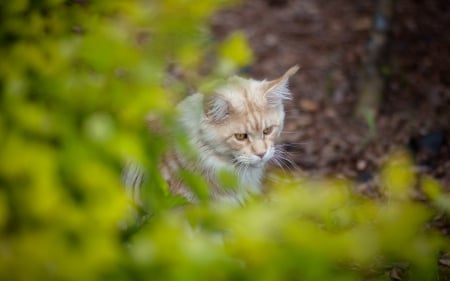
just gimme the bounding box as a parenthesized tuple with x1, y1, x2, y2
(256, 152, 266, 159)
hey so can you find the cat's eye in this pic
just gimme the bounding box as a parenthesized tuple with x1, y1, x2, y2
(263, 126, 273, 135)
(234, 133, 248, 141)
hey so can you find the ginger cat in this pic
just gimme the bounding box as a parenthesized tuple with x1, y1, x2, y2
(124, 65, 299, 204)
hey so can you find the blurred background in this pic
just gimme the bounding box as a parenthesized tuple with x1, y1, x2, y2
(0, 0, 449, 280)
(211, 0, 450, 195)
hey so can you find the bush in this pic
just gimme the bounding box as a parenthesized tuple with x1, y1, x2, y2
(125, 151, 449, 281)
(0, 1, 448, 281)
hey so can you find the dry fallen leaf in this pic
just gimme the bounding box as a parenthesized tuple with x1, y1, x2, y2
(299, 99, 320, 112)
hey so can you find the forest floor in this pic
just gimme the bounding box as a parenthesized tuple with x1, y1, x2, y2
(210, 1, 450, 277)
(211, 0, 450, 197)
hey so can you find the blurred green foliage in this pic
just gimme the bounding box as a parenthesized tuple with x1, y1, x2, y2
(0, 1, 449, 281)
(127, 150, 450, 281)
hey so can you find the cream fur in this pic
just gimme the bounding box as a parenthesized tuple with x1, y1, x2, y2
(169, 66, 299, 203)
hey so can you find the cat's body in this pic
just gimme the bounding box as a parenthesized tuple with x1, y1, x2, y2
(124, 66, 299, 204)
(161, 93, 267, 203)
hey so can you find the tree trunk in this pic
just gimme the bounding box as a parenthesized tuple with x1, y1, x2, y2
(356, 0, 394, 135)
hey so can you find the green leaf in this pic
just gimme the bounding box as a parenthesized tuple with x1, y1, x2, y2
(218, 32, 253, 69)
(381, 151, 415, 199)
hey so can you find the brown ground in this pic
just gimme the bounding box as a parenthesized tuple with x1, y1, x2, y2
(210, 0, 450, 194)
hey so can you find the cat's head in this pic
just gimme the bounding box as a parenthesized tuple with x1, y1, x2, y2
(201, 65, 299, 168)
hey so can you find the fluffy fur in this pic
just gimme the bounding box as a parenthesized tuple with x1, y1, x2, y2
(159, 66, 299, 203)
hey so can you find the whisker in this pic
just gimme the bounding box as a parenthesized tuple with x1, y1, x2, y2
(277, 143, 310, 152)
(275, 151, 298, 166)
(276, 159, 299, 172)
(233, 156, 251, 180)
(270, 146, 301, 172)
(236, 162, 249, 182)
(270, 158, 289, 175)
(279, 141, 311, 146)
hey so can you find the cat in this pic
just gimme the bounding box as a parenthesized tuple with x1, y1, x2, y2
(123, 65, 299, 205)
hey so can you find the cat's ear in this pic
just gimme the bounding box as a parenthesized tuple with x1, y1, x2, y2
(203, 94, 231, 122)
(264, 65, 299, 105)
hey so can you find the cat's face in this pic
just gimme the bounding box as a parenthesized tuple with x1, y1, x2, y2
(217, 102, 283, 167)
(201, 66, 298, 168)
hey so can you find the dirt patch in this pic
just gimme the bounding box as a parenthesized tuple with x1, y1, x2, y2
(211, 0, 450, 190)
